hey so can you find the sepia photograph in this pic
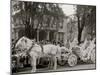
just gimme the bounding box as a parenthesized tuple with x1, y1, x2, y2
(11, 0, 96, 74)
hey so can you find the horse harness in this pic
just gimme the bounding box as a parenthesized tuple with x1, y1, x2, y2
(28, 43, 44, 54)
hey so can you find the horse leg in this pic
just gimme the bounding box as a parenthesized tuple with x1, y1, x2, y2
(31, 56, 36, 72)
(48, 56, 54, 69)
(47, 56, 50, 69)
(53, 56, 57, 70)
(17, 56, 20, 68)
(37, 57, 40, 65)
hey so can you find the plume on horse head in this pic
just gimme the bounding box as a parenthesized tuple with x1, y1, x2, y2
(15, 36, 33, 51)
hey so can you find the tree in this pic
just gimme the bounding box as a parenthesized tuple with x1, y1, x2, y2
(76, 5, 96, 44)
(12, 1, 65, 39)
(67, 15, 78, 42)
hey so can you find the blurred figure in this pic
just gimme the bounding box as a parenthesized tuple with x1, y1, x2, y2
(65, 40, 70, 49)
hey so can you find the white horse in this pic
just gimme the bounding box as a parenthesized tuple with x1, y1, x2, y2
(15, 36, 61, 72)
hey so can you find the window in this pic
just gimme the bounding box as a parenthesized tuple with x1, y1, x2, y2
(58, 32, 64, 42)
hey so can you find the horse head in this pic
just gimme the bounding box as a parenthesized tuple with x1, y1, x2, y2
(15, 36, 33, 51)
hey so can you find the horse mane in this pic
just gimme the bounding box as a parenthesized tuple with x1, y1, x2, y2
(13, 36, 28, 48)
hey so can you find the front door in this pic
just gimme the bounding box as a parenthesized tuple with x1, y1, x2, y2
(49, 31, 54, 41)
(39, 30, 46, 41)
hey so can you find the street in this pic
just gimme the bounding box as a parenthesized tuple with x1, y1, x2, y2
(13, 64, 96, 74)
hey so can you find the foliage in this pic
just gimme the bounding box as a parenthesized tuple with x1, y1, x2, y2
(12, 1, 65, 38)
(76, 5, 96, 44)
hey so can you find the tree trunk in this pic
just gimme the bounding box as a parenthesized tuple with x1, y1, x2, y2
(77, 15, 81, 45)
(78, 29, 82, 45)
(25, 21, 31, 38)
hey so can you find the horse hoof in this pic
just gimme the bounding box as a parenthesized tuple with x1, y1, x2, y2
(53, 67, 56, 70)
(31, 70, 36, 73)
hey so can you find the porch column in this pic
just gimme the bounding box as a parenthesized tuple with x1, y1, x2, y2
(54, 32, 56, 40)
(47, 31, 50, 40)
(56, 32, 58, 42)
(37, 30, 39, 42)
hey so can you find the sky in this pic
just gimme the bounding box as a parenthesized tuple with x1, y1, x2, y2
(60, 4, 76, 16)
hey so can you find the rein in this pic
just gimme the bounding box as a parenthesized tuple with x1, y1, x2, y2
(27, 42, 34, 55)
(27, 42, 44, 54)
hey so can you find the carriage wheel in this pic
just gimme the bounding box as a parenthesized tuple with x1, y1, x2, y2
(68, 54, 77, 66)
(57, 57, 67, 66)
(57, 59, 67, 66)
(90, 49, 96, 64)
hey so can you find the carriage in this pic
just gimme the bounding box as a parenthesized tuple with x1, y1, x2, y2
(12, 37, 96, 72)
(12, 50, 77, 72)
(57, 38, 96, 66)
(57, 47, 77, 66)
(72, 38, 96, 64)
(12, 45, 78, 72)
